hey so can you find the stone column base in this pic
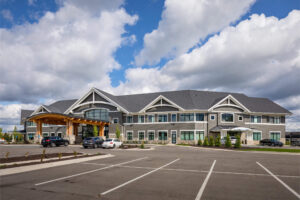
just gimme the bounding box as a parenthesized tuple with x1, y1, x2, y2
(34, 135, 42, 144)
(68, 135, 76, 145)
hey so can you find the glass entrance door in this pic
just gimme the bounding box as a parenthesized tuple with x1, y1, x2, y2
(171, 131, 176, 144)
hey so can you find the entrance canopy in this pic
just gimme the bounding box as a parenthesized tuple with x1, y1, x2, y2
(210, 125, 253, 132)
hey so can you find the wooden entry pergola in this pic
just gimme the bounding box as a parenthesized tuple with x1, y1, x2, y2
(27, 113, 109, 144)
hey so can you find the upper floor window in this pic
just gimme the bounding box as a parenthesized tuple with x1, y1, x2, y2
(85, 109, 109, 121)
(251, 116, 261, 123)
(138, 115, 145, 123)
(196, 113, 204, 121)
(113, 118, 118, 124)
(126, 116, 133, 123)
(171, 114, 177, 122)
(238, 116, 243, 121)
(221, 113, 233, 122)
(26, 121, 36, 127)
(158, 114, 168, 122)
(180, 113, 194, 121)
(274, 116, 281, 124)
(148, 115, 154, 123)
(210, 115, 215, 120)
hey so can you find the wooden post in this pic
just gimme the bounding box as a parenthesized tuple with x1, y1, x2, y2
(99, 124, 104, 137)
(35, 120, 42, 143)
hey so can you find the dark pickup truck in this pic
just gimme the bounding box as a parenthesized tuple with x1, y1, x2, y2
(41, 136, 69, 147)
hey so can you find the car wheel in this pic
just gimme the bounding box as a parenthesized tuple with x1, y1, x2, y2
(64, 142, 69, 146)
(84, 146, 88, 149)
(51, 142, 56, 147)
(113, 144, 116, 149)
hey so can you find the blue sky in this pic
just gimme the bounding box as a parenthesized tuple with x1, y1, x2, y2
(0, 0, 300, 131)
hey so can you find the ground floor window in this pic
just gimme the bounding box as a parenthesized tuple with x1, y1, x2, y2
(42, 133, 49, 137)
(148, 131, 155, 140)
(58, 133, 62, 138)
(127, 132, 133, 140)
(28, 133, 35, 140)
(195, 131, 204, 141)
(51, 132, 55, 136)
(270, 132, 280, 141)
(159, 131, 167, 140)
(181, 131, 194, 140)
(253, 132, 261, 141)
(139, 131, 145, 140)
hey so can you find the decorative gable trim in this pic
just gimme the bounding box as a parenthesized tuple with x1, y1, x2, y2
(31, 105, 51, 116)
(139, 95, 185, 113)
(208, 95, 250, 113)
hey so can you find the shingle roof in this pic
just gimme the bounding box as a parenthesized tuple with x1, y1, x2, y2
(20, 109, 34, 124)
(45, 99, 77, 113)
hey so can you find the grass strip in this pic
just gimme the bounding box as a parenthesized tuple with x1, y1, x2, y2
(240, 148, 300, 153)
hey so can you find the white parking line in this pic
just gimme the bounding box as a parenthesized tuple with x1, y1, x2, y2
(35, 157, 147, 186)
(257, 162, 300, 199)
(195, 160, 216, 200)
(100, 158, 180, 196)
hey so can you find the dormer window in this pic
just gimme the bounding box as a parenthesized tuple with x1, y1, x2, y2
(221, 113, 234, 122)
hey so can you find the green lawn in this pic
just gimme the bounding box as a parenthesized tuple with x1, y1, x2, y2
(240, 148, 300, 153)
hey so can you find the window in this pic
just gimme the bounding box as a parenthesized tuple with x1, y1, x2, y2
(210, 115, 215, 120)
(196, 113, 204, 121)
(158, 114, 168, 122)
(274, 117, 280, 124)
(148, 131, 155, 140)
(148, 115, 154, 123)
(269, 117, 274, 123)
(127, 132, 133, 141)
(85, 109, 109, 121)
(113, 118, 118, 124)
(126, 116, 133, 123)
(251, 116, 262, 123)
(43, 123, 49, 127)
(158, 131, 167, 140)
(51, 133, 55, 136)
(253, 132, 261, 141)
(171, 114, 177, 122)
(181, 131, 194, 140)
(195, 131, 204, 141)
(138, 115, 145, 123)
(26, 121, 36, 127)
(57, 133, 62, 138)
(180, 113, 194, 121)
(222, 113, 233, 122)
(270, 132, 280, 141)
(238, 116, 243, 121)
(138, 131, 145, 140)
(28, 133, 35, 140)
(42, 133, 48, 137)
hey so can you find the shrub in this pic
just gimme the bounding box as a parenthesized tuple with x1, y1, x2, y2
(41, 149, 46, 162)
(58, 153, 62, 160)
(5, 152, 10, 159)
(115, 124, 120, 139)
(234, 135, 241, 148)
(203, 137, 209, 146)
(73, 151, 78, 157)
(140, 141, 144, 149)
(215, 135, 221, 147)
(285, 140, 291, 145)
(197, 139, 202, 146)
(209, 136, 214, 146)
(225, 134, 232, 148)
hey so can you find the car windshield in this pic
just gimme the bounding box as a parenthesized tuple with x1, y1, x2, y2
(105, 139, 112, 142)
(85, 138, 93, 140)
(43, 137, 50, 140)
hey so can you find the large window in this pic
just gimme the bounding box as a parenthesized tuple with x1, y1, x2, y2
(28, 133, 35, 140)
(148, 115, 154, 123)
(171, 114, 177, 122)
(251, 116, 262, 123)
(274, 117, 281, 124)
(222, 113, 233, 122)
(127, 132, 133, 141)
(158, 114, 168, 122)
(181, 131, 194, 140)
(85, 109, 109, 121)
(127, 116, 133, 123)
(270, 132, 280, 141)
(253, 132, 261, 141)
(158, 131, 167, 140)
(26, 121, 36, 127)
(195, 131, 204, 141)
(180, 113, 194, 121)
(148, 131, 155, 140)
(196, 113, 204, 121)
(138, 115, 145, 123)
(138, 131, 145, 140)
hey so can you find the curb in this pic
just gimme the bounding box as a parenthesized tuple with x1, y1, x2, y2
(0, 154, 114, 176)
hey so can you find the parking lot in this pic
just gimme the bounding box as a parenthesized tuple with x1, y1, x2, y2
(0, 145, 300, 200)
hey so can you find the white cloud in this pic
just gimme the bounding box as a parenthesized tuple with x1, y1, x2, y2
(135, 0, 255, 66)
(1, 9, 13, 22)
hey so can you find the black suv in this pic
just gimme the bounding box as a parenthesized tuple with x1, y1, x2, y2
(259, 139, 283, 147)
(83, 137, 104, 149)
(42, 136, 69, 147)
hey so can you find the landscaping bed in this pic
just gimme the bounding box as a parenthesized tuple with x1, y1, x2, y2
(120, 144, 150, 149)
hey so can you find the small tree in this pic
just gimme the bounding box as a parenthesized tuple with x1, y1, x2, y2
(215, 135, 221, 147)
(115, 124, 121, 139)
(93, 125, 98, 137)
(234, 135, 241, 148)
(197, 139, 202, 146)
(203, 136, 209, 146)
(0, 127, 3, 138)
(225, 134, 232, 148)
(209, 136, 214, 147)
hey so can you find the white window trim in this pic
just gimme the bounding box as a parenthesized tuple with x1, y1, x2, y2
(195, 130, 205, 141)
(158, 114, 168, 123)
(221, 112, 234, 123)
(138, 130, 145, 140)
(180, 130, 196, 141)
(269, 131, 281, 140)
(147, 130, 155, 140)
(171, 114, 177, 122)
(43, 132, 49, 136)
(138, 115, 145, 123)
(252, 131, 262, 141)
(179, 113, 195, 122)
(210, 114, 215, 120)
(238, 115, 243, 121)
(126, 130, 133, 140)
(195, 113, 205, 122)
(158, 130, 168, 140)
(250, 115, 263, 124)
(112, 118, 118, 124)
(147, 114, 155, 123)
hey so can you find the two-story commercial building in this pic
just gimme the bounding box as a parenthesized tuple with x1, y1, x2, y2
(21, 87, 291, 144)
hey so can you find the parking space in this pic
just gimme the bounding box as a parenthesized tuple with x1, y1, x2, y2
(1, 145, 300, 200)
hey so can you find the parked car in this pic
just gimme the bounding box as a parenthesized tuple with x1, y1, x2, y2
(0, 138, 5, 144)
(83, 137, 104, 149)
(221, 136, 237, 145)
(102, 138, 122, 149)
(259, 139, 283, 147)
(41, 136, 69, 147)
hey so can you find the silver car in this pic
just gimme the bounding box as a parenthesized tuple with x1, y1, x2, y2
(102, 138, 122, 149)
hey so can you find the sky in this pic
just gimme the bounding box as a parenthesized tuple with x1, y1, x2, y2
(0, 0, 300, 132)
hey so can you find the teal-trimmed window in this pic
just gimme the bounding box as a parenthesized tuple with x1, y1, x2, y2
(251, 116, 261, 123)
(26, 121, 36, 127)
(222, 113, 233, 122)
(274, 117, 280, 124)
(171, 114, 177, 122)
(127, 132, 133, 141)
(181, 131, 194, 140)
(195, 131, 204, 141)
(253, 132, 261, 141)
(148, 115, 154, 123)
(138, 115, 145, 123)
(179, 113, 194, 121)
(270, 132, 280, 141)
(148, 131, 155, 140)
(158, 114, 167, 122)
(126, 116, 133, 123)
(85, 109, 109, 121)
(196, 113, 204, 121)
(138, 131, 145, 140)
(158, 131, 167, 140)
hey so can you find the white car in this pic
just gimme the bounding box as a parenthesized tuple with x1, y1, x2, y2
(0, 138, 5, 144)
(102, 138, 122, 149)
